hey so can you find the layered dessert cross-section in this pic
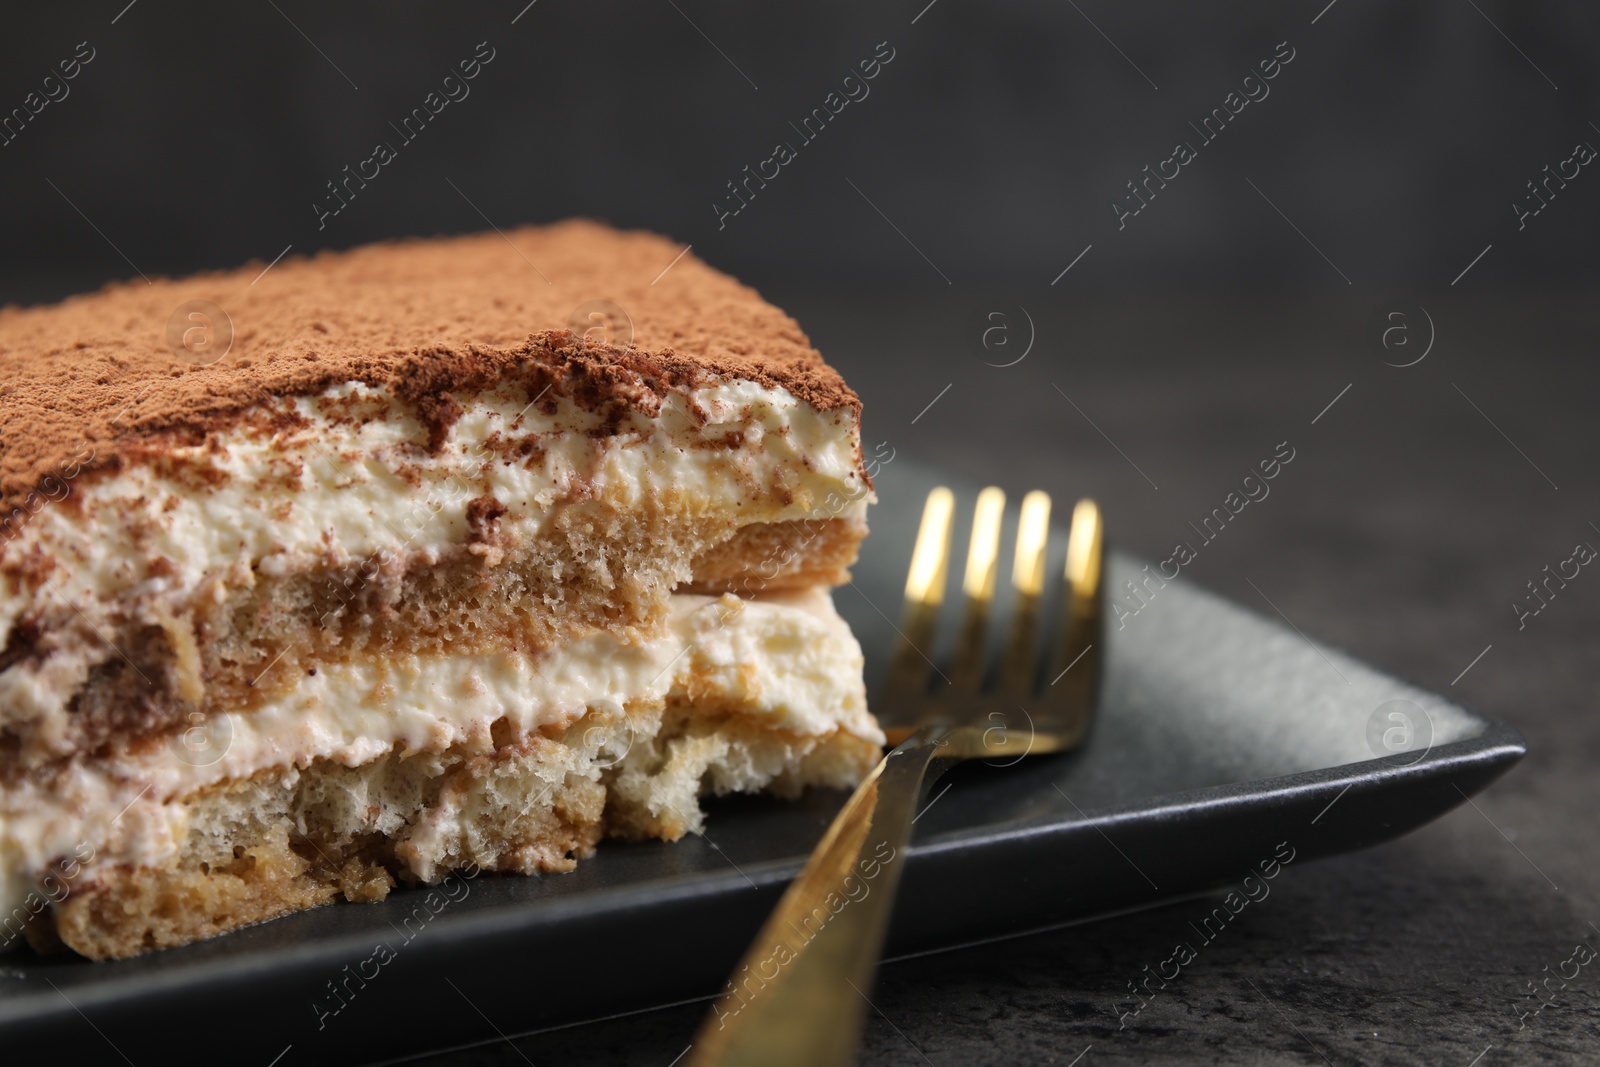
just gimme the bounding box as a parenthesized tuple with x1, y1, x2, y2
(0, 221, 881, 958)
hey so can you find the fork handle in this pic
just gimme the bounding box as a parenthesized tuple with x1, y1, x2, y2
(686, 726, 954, 1067)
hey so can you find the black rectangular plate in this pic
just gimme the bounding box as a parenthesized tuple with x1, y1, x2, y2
(0, 455, 1523, 1065)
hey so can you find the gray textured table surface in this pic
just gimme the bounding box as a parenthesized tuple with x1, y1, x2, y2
(409, 289, 1594, 1067)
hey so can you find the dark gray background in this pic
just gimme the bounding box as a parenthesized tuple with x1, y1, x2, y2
(0, 1, 1597, 299)
(3, 2, 1598, 1064)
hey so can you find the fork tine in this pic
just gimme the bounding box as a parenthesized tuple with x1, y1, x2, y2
(997, 490, 1051, 698)
(1040, 498, 1105, 741)
(947, 486, 1005, 694)
(882, 487, 955, 706)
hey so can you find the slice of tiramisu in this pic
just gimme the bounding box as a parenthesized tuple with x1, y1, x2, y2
(0, 221, 881, 959)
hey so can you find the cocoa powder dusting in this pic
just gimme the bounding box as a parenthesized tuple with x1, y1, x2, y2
(0, 220, 860, 513)
(464, 495, 509, 543)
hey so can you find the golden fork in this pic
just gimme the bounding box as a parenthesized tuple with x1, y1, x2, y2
(686, 487, 1105, 1067)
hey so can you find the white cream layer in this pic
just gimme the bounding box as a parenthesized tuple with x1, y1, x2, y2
(0, 588, 878, 922)
(0, 378, 867, 642)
